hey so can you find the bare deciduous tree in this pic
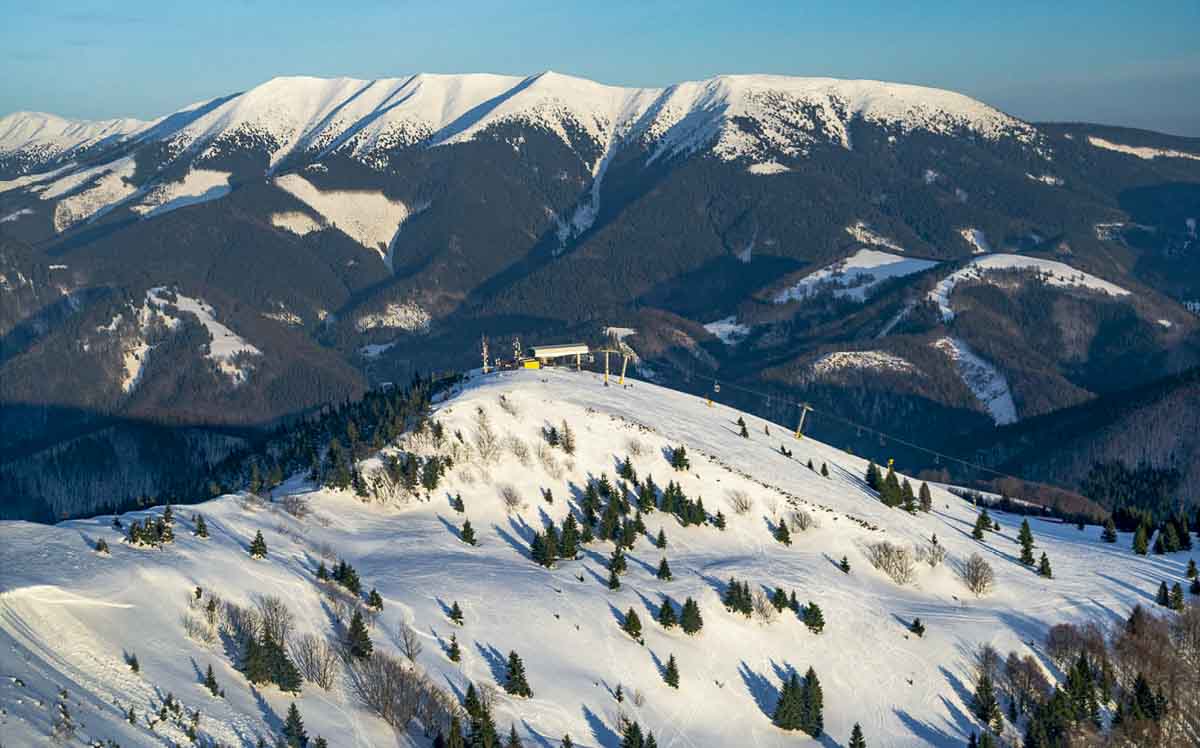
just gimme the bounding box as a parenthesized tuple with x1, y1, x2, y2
(960, 553, 995, 597)
(280, 494, 311, 518)
(789, 509, 817, 532)
(626, 438, 646, 457)
(498, 484, 522, 512)
(254, 594, 295, 644)
(289, 633, 340, 690)
(346, 650, 427, 729)
(914, 541, 947, 568)
(497, 394, 520, 417)
(474, 408, 500, 464)
(727, 490, 753, 515)
(398, 621, 424, 663)
(505, 436, 531, 466)
(865, 541, 916, 585)
(752, 589, 777, 623)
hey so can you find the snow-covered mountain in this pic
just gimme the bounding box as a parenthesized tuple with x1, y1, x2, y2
(1, 369, 1192, 746)
(2, 71, 1199, 521)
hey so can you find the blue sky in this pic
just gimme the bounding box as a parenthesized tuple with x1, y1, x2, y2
(2, 1, 1198, 136)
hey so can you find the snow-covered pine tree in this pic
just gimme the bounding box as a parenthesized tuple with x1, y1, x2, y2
(1019, 519, 1035, 566)
(347, 610, 373, 659)
(774, 521, 792, 546)
(658, 599, 677, 629)
(282, 702, 307, 747)
(680, 597, 703, 634)
(504, 651, 533, 697)
(449, 601, 464, 625)
(461, 519, 477, 546)
(249, 530, 267, 559)
(622, 608, 642, 639)
(849, 722, 866, 748)
(448, 634, 461, 662)
(656, 557, 672, 581)
(803, 602, 825, 634)
(799, 667, 824, 737)
(1038, 553, 1053, 578)
(367, 588, 384, 611)
(655, 528, 667, 549)
(663, 654, 679, 688)
(919, 482, 932, 512)
(204, 664, 220, 696)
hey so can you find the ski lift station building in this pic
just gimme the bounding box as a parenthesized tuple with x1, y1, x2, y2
(530, 343, 590, 368)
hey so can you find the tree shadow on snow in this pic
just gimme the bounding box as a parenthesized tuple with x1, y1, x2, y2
(1095, 572, 1156, 605)
(436, 514, 466, 541)
(894, 707, 963, 747)
(582, 704, 620, 748)
(493, 523, 532, 559)
(251, 686, 283, 733)
(474, 641, 509, 685)
(521, 717, 556, 748)
(737, 661, 779, 718)
(937, 665, 975, 709)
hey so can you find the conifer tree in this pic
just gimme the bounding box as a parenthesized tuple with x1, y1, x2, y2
(803, 602, 825, 634)
(450, 601, 464, 625)
(1190, 577, 1200, 596)
(608, 568, 621, 590)
(1133, 525, 1149, 555)
(656, 557, 672, 581)
(971, 672, 1001, 729)
(282, 702, 308, 747)
(448, 634, 462, 662)
(506, 724, 523, 748)
(1102, 518, 1118, 543)
(348, 610, 373, 659)
(622, 608, 642, 639)
(972, 513, 989, 541)
(461, 519, 477, 546)
(204, 664, 220, 696)
(620, 721, 643, 748)
(663, 654, 679, 688)
(840, 556, 850, 573)
(680, 597, 703, 635)
(770, 587, 789, 612)
(658, 599, 677, 629)
(249, 530, 268, 559)
(368, 588, 384, 611)
(865, 461, 880, 491)
(194, 514, 209, 538)
(669, 445, 689, 471)
(559, 515, 579, 559)
(821, 463, 830, 478)
(774, 521, 792, 546)
(918, 482, 932, 512)
(1038, 553, 1053, 578)
(655, 528, 667, 549)
(451, 494, 465, 513)
(561, 736, 573, 748)
(773, 671, 802, 729)
(799, 667, 823, 737)
(1170, 582, 1185, 611)
(714, 510, 727, 530)
(1018, 519, 1035, 565)
(316, 561, 328, 581)
(609, 546, 627, 575)
(504, 651, 532, 697)
(95, 537, 110, 554)
(900, 479, 915, 511)
(738, 417, 749, 438)
(1155, 581, 1170, 606)
(1153, 531, 1166, 555)
(909, 618, 925, 637)
(1187, 558, 1197, 579)
(849, 722, 866, 748)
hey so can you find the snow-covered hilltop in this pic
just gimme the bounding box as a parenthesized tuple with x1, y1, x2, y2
(0, 71, 1036, 182)
(1, 369, 1192, 746)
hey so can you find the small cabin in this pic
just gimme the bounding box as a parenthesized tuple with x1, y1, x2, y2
(529, 343, 590, 368)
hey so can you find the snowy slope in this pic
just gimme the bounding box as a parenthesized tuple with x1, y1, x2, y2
(929, 254, 1130, 322)
(0, 369, 1189, 747)
(932, 337, 1018, 425)
(773, 249, 939, 304)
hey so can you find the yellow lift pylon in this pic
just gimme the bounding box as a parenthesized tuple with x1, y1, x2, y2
(794, 402, 813, 439)
(596, 348, 631, 387)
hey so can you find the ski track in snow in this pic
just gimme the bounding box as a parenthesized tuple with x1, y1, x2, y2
(0, 368, 1188, 746)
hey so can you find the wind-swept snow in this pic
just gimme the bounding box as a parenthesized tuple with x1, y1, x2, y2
(0, 368, 1187, 747)
(774, 249, 938, 304)
(704, 315, 750, 345)
(930, 254, 1130, 322)
(1087, 135, 1200, 161)
(39, 156, 140, 232)
(130, 169, 232, 218)
(0, 111, 146, 162)
(274, 173, 410, 265)
(932, 336, 1017, 424)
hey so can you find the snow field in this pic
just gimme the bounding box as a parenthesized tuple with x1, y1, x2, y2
(1, 368, 1192, 747)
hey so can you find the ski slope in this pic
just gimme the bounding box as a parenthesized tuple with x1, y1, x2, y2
(0, 369, 1189, 746)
